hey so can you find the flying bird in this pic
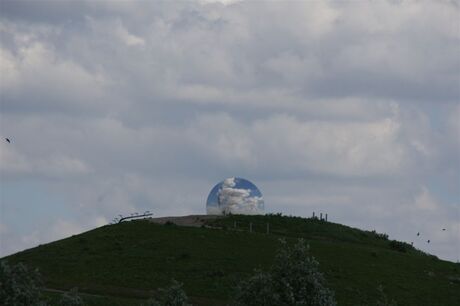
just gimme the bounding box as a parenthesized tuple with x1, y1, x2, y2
(417, 232, 420, 236)
(5, 138, 10, 143)
(427, 240, 430, 243)
(442, 228, 446, 231)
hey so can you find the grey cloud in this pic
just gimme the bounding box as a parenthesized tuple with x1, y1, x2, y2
(2, 1, 458, 121)
(1, 1, 459, 261)
(0, 0, 90, 24)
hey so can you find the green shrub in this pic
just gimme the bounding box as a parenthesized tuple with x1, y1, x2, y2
(0, 260, 45, 306)
(388, 241, 407, 253)
(369, 230, 389, 241)
(234, 239, 336, 306)
(144, 279, 191, 306)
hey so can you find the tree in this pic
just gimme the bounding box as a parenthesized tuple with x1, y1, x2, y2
(234, 239, 336, 306)
(233, 271, 277, 306)
(0, 260, 44, 306)
(144, 279, 191, 306)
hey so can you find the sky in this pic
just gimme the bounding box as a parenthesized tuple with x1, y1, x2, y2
(206, 177, 264, 215)
(0, 0, 459, 262)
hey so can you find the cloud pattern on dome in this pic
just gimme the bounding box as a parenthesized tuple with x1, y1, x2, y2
(207, 177, 264, 215)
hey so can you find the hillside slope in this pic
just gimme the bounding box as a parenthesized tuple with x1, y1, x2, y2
(4, 214, 460, 305)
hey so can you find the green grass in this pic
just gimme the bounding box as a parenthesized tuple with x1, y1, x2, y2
(4, 214, 460, 305)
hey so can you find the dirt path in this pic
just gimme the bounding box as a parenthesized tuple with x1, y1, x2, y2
(148, 214, 223, 227)
(44, 286, 226, 305)
(43, 287, 108, 298)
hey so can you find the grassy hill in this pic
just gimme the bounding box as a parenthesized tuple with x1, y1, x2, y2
(3, 214, 460, 305)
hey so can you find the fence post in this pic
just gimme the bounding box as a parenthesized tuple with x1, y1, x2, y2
(320, 213, 323, 220)
(325, 214, 328, 222)
(312, 212, 315, 218)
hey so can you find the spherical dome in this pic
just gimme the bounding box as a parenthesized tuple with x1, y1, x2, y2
(206, 177, 264, 215)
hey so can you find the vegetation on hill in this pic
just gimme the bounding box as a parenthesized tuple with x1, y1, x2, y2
(234, 239, 336, 306)
(2, 214, 460, 305)
(0, 260, 44, 305)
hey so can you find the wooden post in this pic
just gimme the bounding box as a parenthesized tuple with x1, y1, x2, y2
(325, 214, 328, 221)
(320, 213, 323, 220)
(312, 212, 315, 218)
(266, 223, 269, 234)
(250, 222, 253, 233)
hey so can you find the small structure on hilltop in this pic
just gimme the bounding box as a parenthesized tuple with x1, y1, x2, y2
(206, 177, 264, 215)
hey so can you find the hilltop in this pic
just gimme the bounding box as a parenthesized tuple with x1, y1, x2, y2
(3, 214, 460, 305)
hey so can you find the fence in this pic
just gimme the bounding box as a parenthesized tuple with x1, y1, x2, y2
(230, 212, 330, 235)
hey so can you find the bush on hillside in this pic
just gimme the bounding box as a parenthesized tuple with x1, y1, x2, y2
(144, 279, 191, 306)
(388, 240, 407, 253)
(234, 239, 336, 306)
(0, 260, 45, 306)
(0, 261, 85, 306)
(369, 230, 389, 241)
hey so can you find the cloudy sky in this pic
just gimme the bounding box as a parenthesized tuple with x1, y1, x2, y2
(0, 0, 459, 261)
(206, 177, 264, 215)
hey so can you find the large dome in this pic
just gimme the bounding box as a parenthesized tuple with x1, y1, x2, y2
(206, 177, 264, 215)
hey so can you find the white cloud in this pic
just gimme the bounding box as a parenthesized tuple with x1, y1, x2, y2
(115, 22, 145, 47)
(216, 177, 264, 215)
(414, 187, 439, 211)
(0, 217, 104, 257)
(198, 0, 243, 5)
(0, 0, 458, 262)
(190, 112, 409, 177)
(0, 142, 91, 178)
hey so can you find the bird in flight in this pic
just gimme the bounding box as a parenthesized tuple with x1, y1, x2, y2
(442, 228, 446, 231)
(417, 232, 420, 236)
(5, 138, 10, 143)
(427, 240, 430, 243)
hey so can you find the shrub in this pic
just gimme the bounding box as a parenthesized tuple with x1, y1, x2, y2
(370, 230, 389, 241)
(388, 241, 407, 253)
(144, 279, 191, 306)
(0, 260, 45, 306)
(234, 271, 276, 306)
(0, 261, 85, 306)
(234, 239, 336, 306)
